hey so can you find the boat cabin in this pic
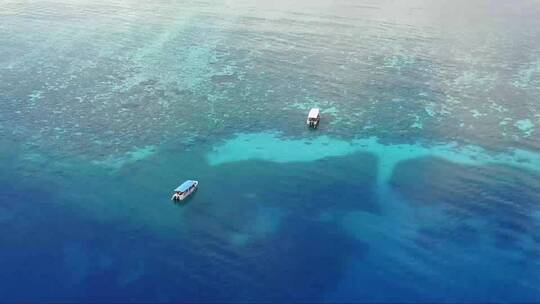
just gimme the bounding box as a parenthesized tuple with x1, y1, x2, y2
(172, 180, 199, 201)
(306, 108, 320, 128)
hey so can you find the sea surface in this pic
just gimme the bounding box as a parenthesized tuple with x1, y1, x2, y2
(1, 0, 540, 302)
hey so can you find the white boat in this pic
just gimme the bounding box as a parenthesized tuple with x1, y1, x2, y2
(171, 180, 198, 201)
(306, 108, 320, 128)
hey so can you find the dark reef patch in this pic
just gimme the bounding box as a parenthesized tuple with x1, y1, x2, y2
(0, 147, 376, 301)
(390, 157, 540, 253)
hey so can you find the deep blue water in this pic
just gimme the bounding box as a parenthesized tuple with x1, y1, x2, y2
(1, 0, 540, 302)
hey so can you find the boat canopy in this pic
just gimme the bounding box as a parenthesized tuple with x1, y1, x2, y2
(308, 108, 320, 118)
(175, 180, 196, 192)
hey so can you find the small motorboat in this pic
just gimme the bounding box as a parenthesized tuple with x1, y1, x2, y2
(306, 108, 320, 128)
(171, 180, 199, 201)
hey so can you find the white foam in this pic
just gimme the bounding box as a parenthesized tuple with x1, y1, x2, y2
(470, 109, 486, 118)
(411, 114, 423, 129)
(28, 90, 43, 103)
(514, 119, 535, 137)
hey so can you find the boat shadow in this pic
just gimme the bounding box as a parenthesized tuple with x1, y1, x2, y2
(172, 190, 198, 207)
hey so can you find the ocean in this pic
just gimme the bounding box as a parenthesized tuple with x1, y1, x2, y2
(1, 0, 540, 302)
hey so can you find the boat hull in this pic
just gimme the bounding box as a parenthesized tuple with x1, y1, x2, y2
(178, 181, 198, 200)
(307, 120, 319, 128)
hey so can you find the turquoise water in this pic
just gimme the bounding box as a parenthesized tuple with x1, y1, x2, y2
(1, 0, 540, 301)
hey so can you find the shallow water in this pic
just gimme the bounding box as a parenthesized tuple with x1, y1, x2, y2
(1, 0, 540, 301)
